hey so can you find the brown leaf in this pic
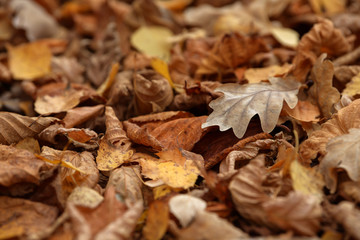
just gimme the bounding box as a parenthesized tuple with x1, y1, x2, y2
(51, 57, 85, 84)
(338, 181, 360, 203)
(143, 200, 169, 240)
(0, 144, 45, 188)
(134, 70, 173, 115)
(292, 18, 353, 82)
(202, 77, 300, 139)
(263, 191, 322, 236)
(299, 99, 360, 165)
(67, 186, 143, 239)
(319, 128, 360, 193)
(325, 201, 360, 240)
(283, 100, 320, 123)
(104, 106, 131, 149)
(63, 105, 105, 128)
(309, 54, 340, 118)
(0, 112, 58, 145)
(0, 196, 58, 239)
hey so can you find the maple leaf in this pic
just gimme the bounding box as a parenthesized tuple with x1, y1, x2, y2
(202, 77, 300, 139)
(319, 128, 360, 193)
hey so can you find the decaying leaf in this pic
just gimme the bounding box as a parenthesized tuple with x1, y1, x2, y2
(309, 0, 346, 15)
(202, 77, 300, 139)
(309, 54, 340, 118)
(343, 72, 360, 96)
(300, 99, 360, 164)
(67, 187, 104, 208)
(96, 139, 133, 171)
(244, 63, 293, 83)
(263, 192, 322, 236)
(0, 196, 58, 239)
(143, 200, 169, 240)
(319, 128, 360, 193)
(7, 41, 52, 80)
(140, 148, 201, 189)
(270, 27, 299, 48)
(0, 112, 58, 145)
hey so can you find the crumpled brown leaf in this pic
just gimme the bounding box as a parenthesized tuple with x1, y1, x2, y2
(299, 99, 360, 165)
(0, 196, 58, 239)
(202, 77, 300, 139)
(319, 128, 360, 193)
(263, 191, 322, 236)
(325, 201, 360, 240)
(134, 70, 173, 115)
(67, 186, 143, 240)
(0, 112, 58, 145)
(309, 54, 340, 118)
(292, 18, 353, 82)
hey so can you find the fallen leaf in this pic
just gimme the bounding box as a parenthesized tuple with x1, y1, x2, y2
(309, 54, 340, 118)
(140, 148, 201, 189)
(282, 100, 321, 123)
(0, 196, 58, 239)
(309, 0, 346, 15)
(67, 186, 104, 208)
(270, 27, 299, 48)
(143, 200, 169, 240)
(7, 41, 52, 80)
(319, 128, 360, 193)
(263, 191, 322, 236)
(299, 99, 360, 164)
(169, 194, 206, 227)
(202, 77, 300, 139)
(338, 181, 360, 203)
(15, 137, 41, 154)
(131, 26, 173, 62)
(342, 72, 360, 96)
(62, 105, 104, 128)
(96, 139, 133, 171)
(0, 112, 58, 145)
(244, 63, 293, 83)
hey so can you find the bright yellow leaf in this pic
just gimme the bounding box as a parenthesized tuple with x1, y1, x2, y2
(131, 26, 173, 62)
(7, 41, 52, 80)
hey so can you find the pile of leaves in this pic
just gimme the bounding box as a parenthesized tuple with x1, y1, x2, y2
(1, 0, 360, 239)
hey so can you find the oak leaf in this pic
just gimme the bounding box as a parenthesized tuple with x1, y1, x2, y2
(319, 128, 360, 193)
(202, 77, 300, 139)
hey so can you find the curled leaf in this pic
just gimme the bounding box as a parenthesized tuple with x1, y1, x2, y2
(202, 77, 300, 139)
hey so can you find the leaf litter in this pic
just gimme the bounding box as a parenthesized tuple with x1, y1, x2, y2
(1, 0, 360, 239)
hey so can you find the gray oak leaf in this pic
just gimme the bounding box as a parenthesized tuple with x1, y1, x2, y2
(202, 77, 300, 138)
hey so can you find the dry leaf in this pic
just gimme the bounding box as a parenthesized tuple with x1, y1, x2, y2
(173, 210, 247, 240)
(299, 99, 360, 164)
(202, 77, 300, 139)
(169, 194, 206, 227)
(244, 63, 293, 83)
(140, 148, 201, 189)
(263, 191, 322, 236)
(10, 0, 59, 41)
(134, 70, 174, 115)
(0, 112, 58, 145)
(283, 100, 321, 123)
(309, 0, 346, 15)
(343, 72, 360, 96)
(96, 139, 133, 171)
(270, 27, 299, 48)
(325, 201, 360, 240)
(319, 128, 360, 193)
(63, 105, 104, 128)
(338, 181, 360, 203)
(106, 166, 143, 204)
(67, 186, 104, 208)
(292, 18, 352, 82)
(0, 196, 58, 239)
(131, 26, 173, 62)
(309, 54, 340, 118)
(7, 41, 52, 80)
(143, 200, 169, 240)
(0, 144, 45, 188)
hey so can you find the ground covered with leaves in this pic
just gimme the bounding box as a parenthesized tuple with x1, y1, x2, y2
(1, 0, 360, 239)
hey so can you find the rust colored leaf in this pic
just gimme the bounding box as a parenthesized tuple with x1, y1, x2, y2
(309, 54, 340, 118)
(263, 192, 322, 236)
(0, 112, 58, 145)
(143, 200, 169, 240)
(202, 77, 300, 139)
(0, 196, 58, 239)
(7, 41, 52, 80)
(283, 100, 320, 123)
(67, 186, 143, 239)
(319, 128, 360, 193)
(0, 145, 45, 187)
(292, 18, 352, 82)
(63, 105, 104, 128)
(299, 99, 360, 165)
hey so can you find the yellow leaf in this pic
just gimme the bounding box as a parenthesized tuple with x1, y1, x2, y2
(151, 58, 174, 87)
(34, 153, 86, 174)
(96, 139, 134, 171)
(309, 0, 346, 15)
(140, 149, 200, 189)
(271, 27, 299, 48)
(131, 26, 173, 62)
(290, 160, 324, 203)
(97, 62, 120, 96)
(7, 41, 52, 80)
(342, 72, 360, 96)
(143, 200, 169, 240)
(244, 63, 293, 83)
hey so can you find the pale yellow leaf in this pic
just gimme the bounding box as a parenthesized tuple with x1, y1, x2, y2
(271, 27, 299, 48)
(131, 26, 173, 62)
(343, 72, 360, 96)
